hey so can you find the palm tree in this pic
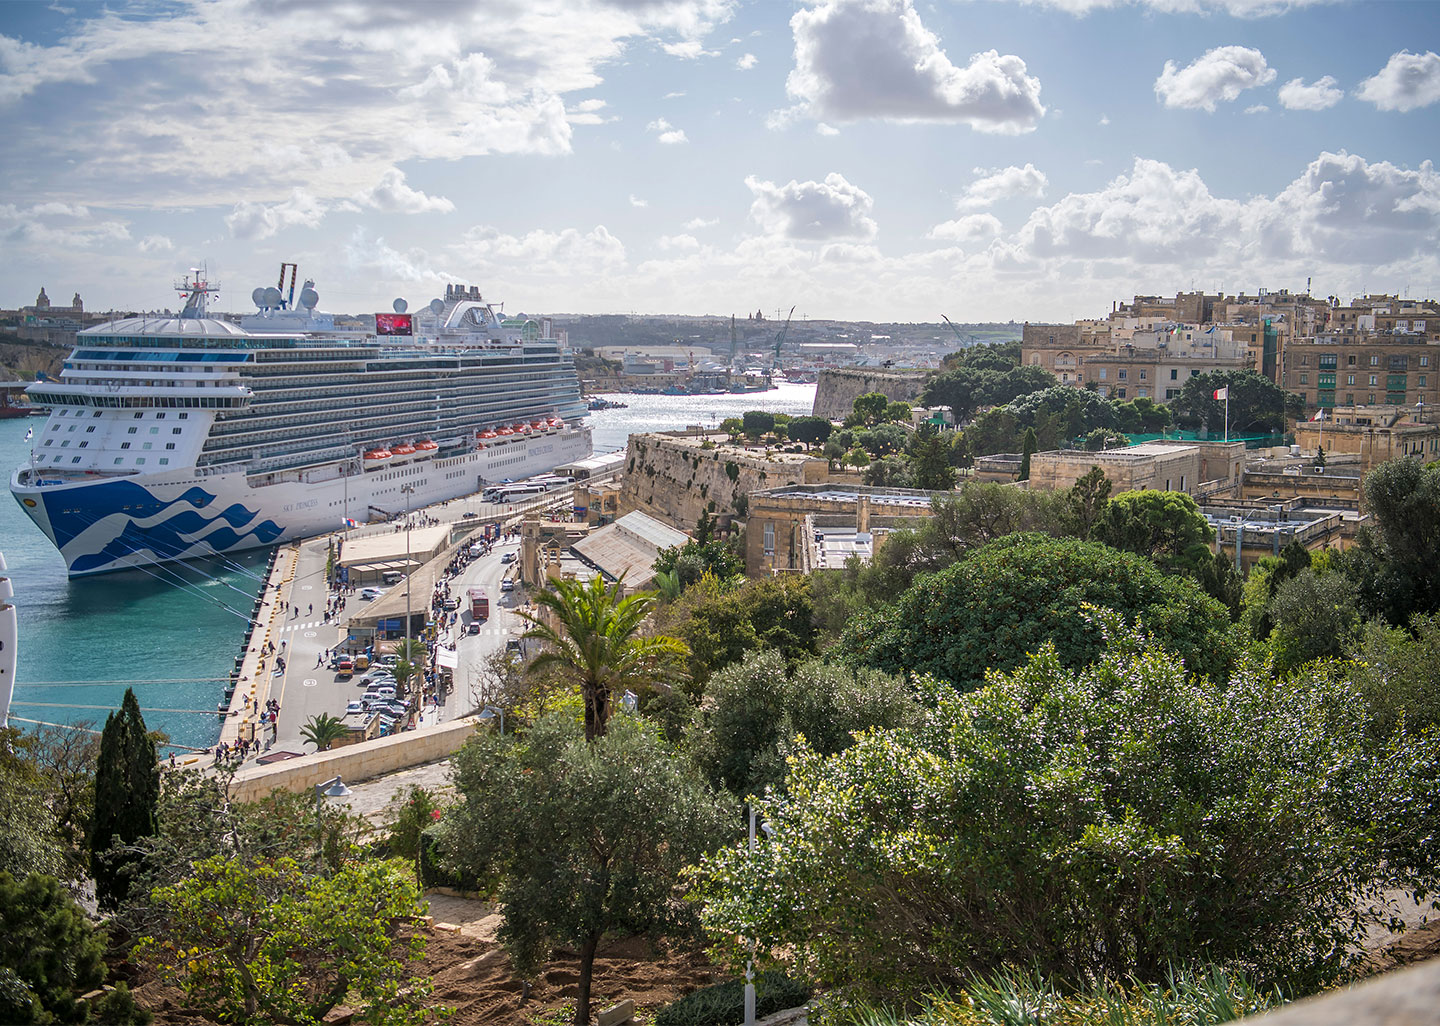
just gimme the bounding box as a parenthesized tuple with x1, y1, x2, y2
(390, 638, 427, 695)
(518, 574, 688, 741)
(300, 712, 350, 752)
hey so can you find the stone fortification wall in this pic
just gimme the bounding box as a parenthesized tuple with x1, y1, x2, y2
(812, 368, 929, 420)
(229, 717, 479, 803)
(619, 433, 829, 532)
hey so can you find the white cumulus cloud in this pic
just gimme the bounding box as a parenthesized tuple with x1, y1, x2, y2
(928, 213, 1002, 241)
(358, 169, 455, 214)
(647, 117, 690, 144)
(1278, 75, 1343, 111)
(630, 194, 649, 207)
(1154, 45, 1275, 111)
(784, 0, 1045, 133)
(1355, 50, 1440, 112)
(736, 52, 758, 70)
(225, 189, 329, 240)
(746, 171, 878, 241)
(957, 163, 1048, 209)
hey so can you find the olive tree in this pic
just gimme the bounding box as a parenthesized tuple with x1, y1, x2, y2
(435, 713, 734, 1026)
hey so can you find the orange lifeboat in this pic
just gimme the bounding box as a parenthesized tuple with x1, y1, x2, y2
(497, 426, 515, 436)
(531, 419, 546, 429)
(363, 449, 393, 466)
(478, 429, 499, 440)
(414, 440, 438, 458)
(391, 444, 417, 461)
(547, 417, 563, 427)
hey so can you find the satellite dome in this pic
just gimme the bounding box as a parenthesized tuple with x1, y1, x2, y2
(429, 298, 444, 316)
(299, 287, 319, 310)
(392, 298, 408, 314)
(262, 286, 282, 308)
(251, 287, 265, 308)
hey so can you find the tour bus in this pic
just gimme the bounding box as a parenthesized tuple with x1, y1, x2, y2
(468, 586, 489, 621)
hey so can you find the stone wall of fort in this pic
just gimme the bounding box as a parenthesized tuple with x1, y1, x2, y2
(811, 368, 930, 420)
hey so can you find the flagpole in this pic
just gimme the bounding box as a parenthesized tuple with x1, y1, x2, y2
(1224, 392, 1229, 443)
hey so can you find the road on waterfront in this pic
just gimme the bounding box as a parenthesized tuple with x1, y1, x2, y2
(259, 491, 538, 756)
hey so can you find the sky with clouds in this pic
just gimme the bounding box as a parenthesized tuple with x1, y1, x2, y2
(1, 0, 1438, 322)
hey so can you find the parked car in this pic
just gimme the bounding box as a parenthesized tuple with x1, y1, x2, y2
(505, 639, 523, 657)
(376, 654, 400, 668)
(500, 578, 515, 592)
(335, 659, 354, 680)
(500, 552, 516, 564)
(359, 587, 383, 600)
(461, 511, 479, 520)
(345, 699, 363, 715)
(376, 685, 397, 700)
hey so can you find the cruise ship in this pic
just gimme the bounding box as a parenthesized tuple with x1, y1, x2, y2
(10, 271, 591, 576)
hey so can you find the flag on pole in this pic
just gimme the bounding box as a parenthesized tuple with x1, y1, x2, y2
(342, 517, 359, 528)
(1212, 386, 1229, 400)
(1312, 408, 1325, 421)
(23, 427, 33, 442)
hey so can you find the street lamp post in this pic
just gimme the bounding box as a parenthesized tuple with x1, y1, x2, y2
(479, 705, 505, 735)
(743, 805, 774, 1026)
(401, 484, 415, 652)
(313, 775, 352, 861)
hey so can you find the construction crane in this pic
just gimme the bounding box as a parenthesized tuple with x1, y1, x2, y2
(941, 314, 976, 348)
(772, 305, 796, 369)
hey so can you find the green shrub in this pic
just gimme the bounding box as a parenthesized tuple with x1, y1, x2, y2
(655, 972, 810, 1026)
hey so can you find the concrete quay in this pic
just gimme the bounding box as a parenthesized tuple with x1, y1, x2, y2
(175, 485, 570, 774)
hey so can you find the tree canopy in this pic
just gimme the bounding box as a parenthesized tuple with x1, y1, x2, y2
(838, 534, 1233, 690)
(436, 713, 734, 1026)
(690, 623, 1440, 1005)
(0, 871, 149, 1025)
(1172, 369, 1302, 435)
(90, 688, 159, 909)
(1091, 489, 1215, 566)
(685, 651, 919, 799)
(138, 856, 436, 1026)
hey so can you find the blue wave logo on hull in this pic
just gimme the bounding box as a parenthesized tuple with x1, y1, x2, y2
(46, 480, 218, 550)
(42, 479, 284, 574)
(70, 515, 283, 574)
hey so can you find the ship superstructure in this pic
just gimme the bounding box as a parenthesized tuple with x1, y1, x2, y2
(10, 272, 590, 575)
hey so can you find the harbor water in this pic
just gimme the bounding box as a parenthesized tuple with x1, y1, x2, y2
(1, 383, 817, 746)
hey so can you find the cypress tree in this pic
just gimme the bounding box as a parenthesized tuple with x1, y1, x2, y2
(89, 688, 158, 909)
(1018, 426, 1037, 482)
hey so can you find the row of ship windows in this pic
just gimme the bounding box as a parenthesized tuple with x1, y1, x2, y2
(41, 454, 170, 466)
(50, 424, 183, 435)
(54, 408, 191, 419)
(35, 394, 240, 408)
(44, 440, 178, 450)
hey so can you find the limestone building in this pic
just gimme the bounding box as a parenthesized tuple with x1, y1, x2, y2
(1292, 404, 1440, 472)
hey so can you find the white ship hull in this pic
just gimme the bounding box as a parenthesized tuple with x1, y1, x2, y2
(12, 427, 590, 577)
